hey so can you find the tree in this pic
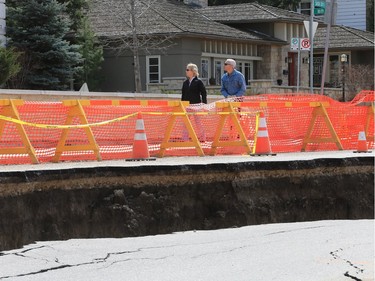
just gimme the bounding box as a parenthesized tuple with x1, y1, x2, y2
(346, 64, 374, 100)
(76, 18, 104, 91)
(59, 0, 89, 32)
(271, 0, 301, 10)
(58, 0, 104, 90)
(367, 0, 374, 32)
(0, 47, 21, 87)
(91, 0, 175, 93)
(6, 0, 82, 90)
(208, 0, 301, 11)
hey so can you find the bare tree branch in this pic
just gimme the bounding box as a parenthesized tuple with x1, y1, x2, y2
(90, 0, 176, 92)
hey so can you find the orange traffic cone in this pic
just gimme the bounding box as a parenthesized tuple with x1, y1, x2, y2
(353, 130, 371, 153)
(250, 112, 276, 156)
(126, 112, 156, 161)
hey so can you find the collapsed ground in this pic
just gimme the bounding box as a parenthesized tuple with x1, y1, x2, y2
(0, 157, 373, 251)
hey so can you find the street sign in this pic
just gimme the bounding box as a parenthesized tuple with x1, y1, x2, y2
(314, 0, 326, 15)
(291, 38, 299, 50)
(303, 21, 318, 39)
(300, 38, 311, 51)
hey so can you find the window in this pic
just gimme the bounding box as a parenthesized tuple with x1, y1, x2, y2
(214, 60, 222, 85)
(300, 2, 311, 15)
(201, 59, 209, 80)
(328, 55, 340, 87)
(237, 62, 252, 85)
(243, 62, 252, 85)
(313, 55, 324, 86)
(146, 56, 160, 84)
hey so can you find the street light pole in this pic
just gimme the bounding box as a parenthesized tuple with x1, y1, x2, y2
(340, 54, 347, 102)
(309, 0, 314, 93)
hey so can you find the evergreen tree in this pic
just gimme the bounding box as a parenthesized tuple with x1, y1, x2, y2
(367, 0, 374, 32)
(59, 0, 104, 90)
(76, 18, 104, 91)
(0, 47, 21, 87)
(6, 0, 82, 90)
(59, 0, 89, 32)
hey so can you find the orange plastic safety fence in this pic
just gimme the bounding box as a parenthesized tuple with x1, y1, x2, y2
(0, 91, 373, 165)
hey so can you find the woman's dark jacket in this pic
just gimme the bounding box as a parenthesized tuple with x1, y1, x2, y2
(181, 77, 207, 104)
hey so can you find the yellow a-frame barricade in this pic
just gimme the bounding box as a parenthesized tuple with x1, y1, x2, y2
(158, 101, 204, 157)
(301, 102, 343, 151)
(209, 101, 251, 155)
(52, 100, 101, 162)
(0, 99, 39, 164)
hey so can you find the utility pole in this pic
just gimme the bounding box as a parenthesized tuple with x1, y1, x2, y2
(320, 0, 335, 95)
(309, 0, 314, 93)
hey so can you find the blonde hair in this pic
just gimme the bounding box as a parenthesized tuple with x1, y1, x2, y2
(186, 63, 199, 77)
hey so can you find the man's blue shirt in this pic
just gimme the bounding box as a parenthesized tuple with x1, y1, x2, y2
(221, 69, 246, 98)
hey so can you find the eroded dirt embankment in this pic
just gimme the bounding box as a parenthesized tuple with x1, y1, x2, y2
(0, 157, 373, 251)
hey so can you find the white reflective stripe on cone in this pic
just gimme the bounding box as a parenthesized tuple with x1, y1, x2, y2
(134, 133, 147, 140)
(259, 118, 267, 128)
(257, 130, 269, 137)
(136, 119, 145, 130)
(358, 131, 366, 141)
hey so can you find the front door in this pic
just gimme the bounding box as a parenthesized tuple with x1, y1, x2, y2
(288, 52, 298, 86)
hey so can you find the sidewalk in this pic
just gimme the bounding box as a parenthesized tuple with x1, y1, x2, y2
(1, 150, 373, 172)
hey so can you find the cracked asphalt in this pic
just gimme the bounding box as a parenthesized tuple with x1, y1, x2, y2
(0, 220, 373, 281)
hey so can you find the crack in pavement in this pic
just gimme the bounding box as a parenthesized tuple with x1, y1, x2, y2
(266, 225, 328, 236)
(0, 245, 57, 264)
(0, 262, 89, 279)
(0, 246, 175, 279)
(344, 271, 362, 281)
(330, 248, 365, 281)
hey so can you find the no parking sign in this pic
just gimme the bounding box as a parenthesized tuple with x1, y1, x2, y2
(300, 38, 311, 51)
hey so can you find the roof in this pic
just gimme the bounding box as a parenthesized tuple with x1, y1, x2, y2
(314, 25, 374, 50)
(197, 2, 311, 23)
(88, 0, 281, 43)
(88, 0, 374, 50)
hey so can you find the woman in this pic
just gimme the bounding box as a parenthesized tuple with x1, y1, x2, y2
(181, 63, 207, 141)
(181, 63, 207, 104)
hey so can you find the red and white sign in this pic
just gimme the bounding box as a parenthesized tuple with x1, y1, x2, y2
(300, 38, 311, 51)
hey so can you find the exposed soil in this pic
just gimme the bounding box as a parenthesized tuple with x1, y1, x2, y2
(0, 157, 373, 251)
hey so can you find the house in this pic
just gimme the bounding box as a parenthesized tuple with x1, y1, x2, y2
(201, 2, 374, 89)
(300, 0, 367, 31)
(89, 0, 374, 95)
(313, 25, 373, 88)
(0, 0, 5, 46)
(335, 0, 367, 30)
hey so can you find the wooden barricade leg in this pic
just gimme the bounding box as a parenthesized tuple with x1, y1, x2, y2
(0, 99, 39, 164)
(209, 102, 251, 156)
(301, 103, 343, 151)
(158, 101, 204, 157)
(52, 100, 101, 162)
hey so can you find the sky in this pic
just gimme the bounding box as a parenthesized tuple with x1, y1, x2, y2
(0, 219, 373, 281)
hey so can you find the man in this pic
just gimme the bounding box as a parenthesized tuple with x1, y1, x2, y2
(221, 59, 246, 99)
